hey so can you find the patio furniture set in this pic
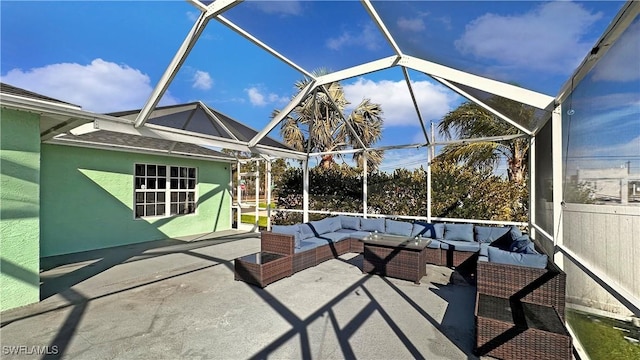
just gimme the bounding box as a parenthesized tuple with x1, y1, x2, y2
(234, 215, 572, 360)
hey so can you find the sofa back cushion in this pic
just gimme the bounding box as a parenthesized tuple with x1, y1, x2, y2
(411, 222, 444, 239)
(385, 219, 413, 237)
(309, 217, 341, 235)
(339, 215, 361, 230)
(444, 223, 474, 242)
(474, 226, 511, 243)
(487, 247, 548, 269)
(271, 224, 302, 248)
(299, 223, 316, 240)
(360, 218, 385, 233)
(488, 226, 522, 250)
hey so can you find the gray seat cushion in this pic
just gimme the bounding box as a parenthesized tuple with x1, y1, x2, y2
(487, 247, 548, 269)
(294, 238, 328, 253)
(315, 232, 350, 243)
(344, 231, 373, 240)
(427, 239, 442, 249)
(439, 240, 480, 252)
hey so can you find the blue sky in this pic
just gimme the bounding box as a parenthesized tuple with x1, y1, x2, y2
(1, 1, 633, 171)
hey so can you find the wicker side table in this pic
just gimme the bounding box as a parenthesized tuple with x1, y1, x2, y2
(234, 252, 292, 288)
(475, 293, 572, 360)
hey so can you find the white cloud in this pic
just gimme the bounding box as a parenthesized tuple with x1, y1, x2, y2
(397, 17, 425, 32)
(186, 11, 199, 22)
(455, 1, 603, 74)
(326, 23, 382, 51)
(1, 58, 178, 113)
(192, 70, 212, 90)
(343, 77, 459, 126)
(592, 19, 640, 82)
(245, 86, 288, 107)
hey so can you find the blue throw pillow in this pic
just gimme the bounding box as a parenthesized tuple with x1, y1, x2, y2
(309, 217, 339, 235)
(489, 227, 516, 251)
(510, 234, 533, 253)
(444, 223, 474, 242)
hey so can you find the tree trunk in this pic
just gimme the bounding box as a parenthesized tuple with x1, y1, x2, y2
(320, 154, 334, 169)
(508, 154, 526, 185)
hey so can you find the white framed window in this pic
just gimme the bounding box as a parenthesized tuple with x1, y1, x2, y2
(134, 164, 197, 218)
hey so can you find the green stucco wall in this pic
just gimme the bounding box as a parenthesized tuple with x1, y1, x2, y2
(40, 144, 231, 257)
(1, 109, 41, 311)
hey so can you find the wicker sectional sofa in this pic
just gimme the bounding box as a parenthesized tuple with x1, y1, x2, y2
(261, 215, 553, 274)
(260, 215, 570, 359)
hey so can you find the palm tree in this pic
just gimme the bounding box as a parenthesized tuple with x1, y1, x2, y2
(276, 69, 384, 170)
(438, 98, 534, 185)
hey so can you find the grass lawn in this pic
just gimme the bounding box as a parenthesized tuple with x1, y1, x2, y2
(567, 309, 640, 360)
(241, 214, 268, 227)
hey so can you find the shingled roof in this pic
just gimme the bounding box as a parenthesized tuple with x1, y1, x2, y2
(0, 82, 80, 108)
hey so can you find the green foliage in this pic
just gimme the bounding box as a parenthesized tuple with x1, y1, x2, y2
(275, 69, 385, 170)
(438, 99, 532, 184)
(431, 159, 528, 222)
(564, 181, 596, 204)
(567, 309, 640, 360)
(273, 161, 528, 224)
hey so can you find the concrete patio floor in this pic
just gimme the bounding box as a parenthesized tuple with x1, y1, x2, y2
(1, 231, 481, 359)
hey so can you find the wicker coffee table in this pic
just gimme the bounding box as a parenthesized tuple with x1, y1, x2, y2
(362, 235, 431, 284)
(234, 252, 292, 288)
(475, 293, 572, 360)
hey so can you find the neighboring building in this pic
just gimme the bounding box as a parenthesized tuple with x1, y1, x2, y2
(576, 166, 640, 205)
(1, 84, 289, 311)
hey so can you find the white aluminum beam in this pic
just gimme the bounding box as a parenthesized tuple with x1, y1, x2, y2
(403, 56, 554, 110)
(402, 67, 430, 144)
(303, 159, 309, 223)
(529, 134, 536, 241)
(433, 133, 526, 146)
(134, 12, 211, 128)
(198, 101, 238, 140)
(248, 80, 315, 147)
(433, 76, 534, 136)
(216, 15, 313, 79)
(363, 152, 368, 219)
(551, 104, 564, 268)
(314, 55, 399, 86)
(252, 144, 306, 161)
(187, 0, 207, 12)
(134, 0, 242, 128)
(97, 118, 255, 153)
(308, 142, 425, 157)
(361, 0, 403, 56)
(266, 159, 272, 231)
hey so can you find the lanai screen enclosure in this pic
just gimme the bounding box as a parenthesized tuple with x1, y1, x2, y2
(70, 0, 640, 326)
